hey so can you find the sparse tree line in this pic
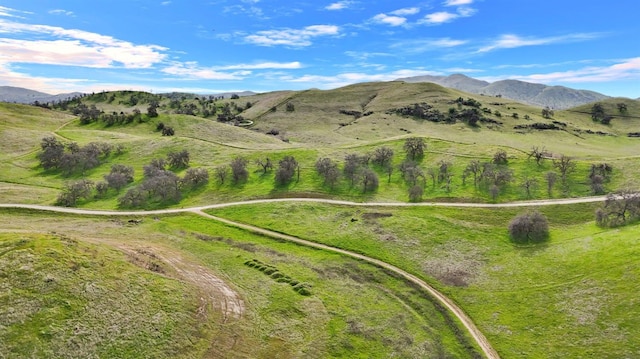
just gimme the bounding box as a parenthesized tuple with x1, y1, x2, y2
(53, 146, 209, 207)
(43, 135, 624, 209)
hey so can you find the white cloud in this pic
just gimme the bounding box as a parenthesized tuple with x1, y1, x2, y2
(444, 0, 473, 5)
(390, 38, 468, 53)
(478, 33, 603, 53)
(420, 5, 476, 25)
(0, 6, 30, 18)
(0, 19, 167, 68)
(244, 25, 340, 47)
(161, 61, 303, 80)
(421, 11, 459, 24)
(215, 61, 302, 70)
(344, 51, 392, 60)
(372, 14, 407, 27)
(48, 9, 75, 17)
(162, 62, 249, 80)
(325, 1, 353, 10)
(161, 1, 172, 5)
(502, 57, 640, 84)
(390, 7, 420, 16)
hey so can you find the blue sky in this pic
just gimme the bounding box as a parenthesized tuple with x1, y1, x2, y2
(0, 0, 638, 97)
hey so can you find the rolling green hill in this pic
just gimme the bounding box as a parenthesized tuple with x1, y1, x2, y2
(2, 81, 640, 358)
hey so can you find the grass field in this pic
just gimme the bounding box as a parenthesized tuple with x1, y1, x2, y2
(1, 83, 640, 358)
(0, 209, 481, 358)
(207, 202, 640, 358)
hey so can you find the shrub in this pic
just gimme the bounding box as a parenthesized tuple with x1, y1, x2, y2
(508, 210, 549, 243)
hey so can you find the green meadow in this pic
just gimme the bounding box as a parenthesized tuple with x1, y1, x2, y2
(1, 82, 639, 357)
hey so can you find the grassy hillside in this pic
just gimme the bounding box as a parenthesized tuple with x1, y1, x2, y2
(0, 232, 211, 358)
(3, 84, 640, 208)
(208, 201, 640, 358)
(1, 82, 640, 358)
(0, 209, 480, 358)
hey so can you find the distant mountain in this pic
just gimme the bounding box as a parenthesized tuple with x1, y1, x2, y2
(396, 74, 610, 109)
(0, 86, 82, 104)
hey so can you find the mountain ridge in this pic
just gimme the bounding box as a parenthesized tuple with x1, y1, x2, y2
(396, 74, 610, 109)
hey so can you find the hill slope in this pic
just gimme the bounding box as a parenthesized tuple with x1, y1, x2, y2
(0, 86, 82, 104)
(397, 74, 610, 109)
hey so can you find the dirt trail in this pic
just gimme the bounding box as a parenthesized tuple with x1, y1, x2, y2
(194, 210, 501, 359)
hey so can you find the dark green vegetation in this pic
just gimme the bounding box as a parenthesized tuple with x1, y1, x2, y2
(2, 81, 640, 357)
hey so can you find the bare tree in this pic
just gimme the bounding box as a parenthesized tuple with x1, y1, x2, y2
(437, 160, 452, 183)
(403, 137, 426, 160)
(464, 160, 482, 187)
(360, 168, 379, 193)
(492, 149, 508, 165)
(256, 158, 273, 174)
(595, 190, 640, 227)
(104, 164, 134, 191)
(214, 165, 229, 184)
(181, 167, 209, 188)
(167, 150, 190, 169)
(553, 154, 576, 186)
(315, 158, 340, 188)
(275, 156, 298, 185)
(56, 179, 94, 207)
(409, 185, 424, 202)
(344, 154, 366, 186)
(528, 146, 547, 166)
(372, 146, 394, 167)
(521, 177, 538, 198)
(230, 157, 249, 184)
(545, 171, 558, 197)
(509, 210, 549, 243)
(589, 175, 605, 195)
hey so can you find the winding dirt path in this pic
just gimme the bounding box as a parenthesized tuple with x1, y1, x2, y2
(0, 195, 608, 359)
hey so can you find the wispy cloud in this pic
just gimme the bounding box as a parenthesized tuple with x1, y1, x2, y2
(372, 14, 407, 27)
(0, 19, 167, 68)
(244, 25, 340, 47)
(344, 51, 392, 60)
(496, 57, 640, 84)
(390, 37, 468, 54)
(48, 9, 75, 17)
(325, 1, 354, 10)
(371, 7, 420, 27)
(420, 0, 476, 25)
(391, 7, 420, 16)
(216, 61, 302, 70)
(162, 62, 249, 80)
(444, 0, 473, 6)
(161, 1, 172, 6)
(477, 33, 604, 53)
(161, 61, 302, 80)
(420, 6, 476, 25)
(0, 6, 31, 18)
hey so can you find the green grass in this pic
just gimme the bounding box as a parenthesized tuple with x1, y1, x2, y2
(2, 85, 640, 358)
(0, 209, 482, 358)
(207, 201, 640, 358)
(0, 232, 210, 359)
